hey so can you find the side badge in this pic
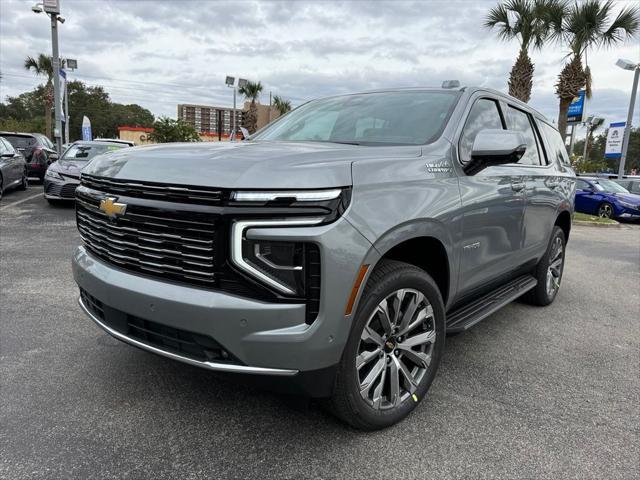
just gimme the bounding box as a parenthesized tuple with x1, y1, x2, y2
(426, 161, 452, 173)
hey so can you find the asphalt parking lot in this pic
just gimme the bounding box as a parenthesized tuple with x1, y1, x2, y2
(1, 185, 639, 480)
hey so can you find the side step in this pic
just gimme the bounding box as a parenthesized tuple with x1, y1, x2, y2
(446, 274, 537, 333)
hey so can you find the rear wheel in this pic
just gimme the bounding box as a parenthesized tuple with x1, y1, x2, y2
(18, 169, 28, 190)
(328, 260, 445, 430)
(522, 226, 566, 306)
(598, 202, 614, 219)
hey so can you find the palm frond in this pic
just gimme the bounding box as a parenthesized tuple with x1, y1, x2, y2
(599, 5, 639, 48)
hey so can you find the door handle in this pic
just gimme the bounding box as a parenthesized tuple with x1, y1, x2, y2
(511, 182, 525, 192)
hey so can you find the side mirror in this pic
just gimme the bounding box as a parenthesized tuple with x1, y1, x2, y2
(464, 129, 527, 175)
(48, 153, 58, 163)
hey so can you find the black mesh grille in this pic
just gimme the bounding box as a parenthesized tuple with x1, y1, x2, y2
(46, 182, 78, 199)
(305, 244, 321, 324)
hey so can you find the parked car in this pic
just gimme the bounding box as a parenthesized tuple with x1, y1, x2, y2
(575, 177, 640, 220)
(0, 132, 58, 182)
(613, 177, 640, 195)
(73, 87, 575, 430)
(44, 140, 130, 204)
(0, 136, 28, 200)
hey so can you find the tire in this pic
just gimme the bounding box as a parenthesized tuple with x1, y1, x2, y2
(522, 226, 566, 306)
(598, 202, 614, 219)
(328, 260, 446, 430)
(18, 170, 28, 190)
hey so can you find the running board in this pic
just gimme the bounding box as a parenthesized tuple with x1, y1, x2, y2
(446, 275, 537, 333)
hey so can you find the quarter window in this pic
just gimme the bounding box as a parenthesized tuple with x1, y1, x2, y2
(539, 122, 570, 166)
(508, 107, 542, 166)
(459, 98, 504, 163)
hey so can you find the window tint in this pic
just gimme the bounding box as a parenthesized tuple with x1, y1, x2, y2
(37, 135, 54, 149)
(61, 143, 125, 161)
(3, 135, 36, 149)
(539, 122, 570, 166)
(575, 179, 592, 190)
(459, 98, 504, 163)
(4, 139, 15, 153)
(508, 107, 541, 165)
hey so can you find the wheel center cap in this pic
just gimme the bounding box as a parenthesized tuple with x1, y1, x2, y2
(384, 339, 396, 352)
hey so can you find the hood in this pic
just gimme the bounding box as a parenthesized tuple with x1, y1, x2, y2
(50, 159, 88, 175)
(613, 192, 640, 205)
(82, 141, 422, 189)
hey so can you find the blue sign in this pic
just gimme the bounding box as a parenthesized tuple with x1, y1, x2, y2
(567, 90, 585, 124)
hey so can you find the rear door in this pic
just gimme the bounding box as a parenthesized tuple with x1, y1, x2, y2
(456, 96, 526, 297)
(574, 179, 599, 214)
(505, 108, 563, 258)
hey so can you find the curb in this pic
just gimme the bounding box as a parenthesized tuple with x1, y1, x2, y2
(573, 220, 621, 228)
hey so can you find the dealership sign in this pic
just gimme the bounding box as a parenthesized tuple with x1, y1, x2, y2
(567, 90, 586, 125)
(82, 116, 92, 141)
(605, 122, 626, 158)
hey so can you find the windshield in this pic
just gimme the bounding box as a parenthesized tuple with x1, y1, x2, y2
(252, 91, 459, 145)
(61, 143, 125, 161)
(593, 179, 630, 194)
(3, 135, 37, 149)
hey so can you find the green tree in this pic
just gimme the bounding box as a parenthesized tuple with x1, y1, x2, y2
(238, 81, 263, 134)
(551, 1, 639, 140)
(485, 0, 563, 103)
(272, 95, 292, 116)
(148, 117, 200, 143)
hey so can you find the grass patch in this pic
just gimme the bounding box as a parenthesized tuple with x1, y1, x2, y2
(574, 212, 618, 224)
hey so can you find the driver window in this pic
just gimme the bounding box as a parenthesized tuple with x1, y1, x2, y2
(459, 98, 504, 163)
(576, 179, 591, 191)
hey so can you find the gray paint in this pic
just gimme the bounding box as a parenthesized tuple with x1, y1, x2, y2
(73, 87, 575, 374)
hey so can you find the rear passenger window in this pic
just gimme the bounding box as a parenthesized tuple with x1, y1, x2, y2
(459, 98, 504, 163)
(539, 122, 570, 167)
(508, 107, 542, 166)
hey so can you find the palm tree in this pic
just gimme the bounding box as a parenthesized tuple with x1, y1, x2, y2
(24, 54, 66, 139)
(238, 81, 263, 134)
(552, 1, 639, 140)
(272, 95, 292, 117)
(485, 0, 559, 103)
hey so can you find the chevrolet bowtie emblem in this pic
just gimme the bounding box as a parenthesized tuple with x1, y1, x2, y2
(99, 197, 127, 219)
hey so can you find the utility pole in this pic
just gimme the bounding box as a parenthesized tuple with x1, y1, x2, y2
(64, 59, 77, 144)
(33, 0, 65, 155)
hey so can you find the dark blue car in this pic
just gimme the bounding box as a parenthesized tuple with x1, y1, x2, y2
(575, 177, 640, 220)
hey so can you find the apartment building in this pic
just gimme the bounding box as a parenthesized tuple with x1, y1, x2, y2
(177, 104, 244, 135)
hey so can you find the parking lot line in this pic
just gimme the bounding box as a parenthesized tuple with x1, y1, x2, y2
(0, 192, 44, 211)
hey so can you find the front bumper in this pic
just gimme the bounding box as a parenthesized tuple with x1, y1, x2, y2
(73, 216, 377, 394)
(44, 176, 79, 200)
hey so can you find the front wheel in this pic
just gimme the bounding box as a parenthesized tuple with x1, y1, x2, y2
(598, 202, 614, 219)
(328, 260, 445, 430)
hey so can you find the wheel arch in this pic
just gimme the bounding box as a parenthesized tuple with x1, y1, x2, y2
(554, 209, 572, 242)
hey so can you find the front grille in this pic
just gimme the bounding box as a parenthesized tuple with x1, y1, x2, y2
(46, 182, 78, 198)
(76, 189, 217, 287)
(81, 174, 226, 205)
(79, 287, 241, 364)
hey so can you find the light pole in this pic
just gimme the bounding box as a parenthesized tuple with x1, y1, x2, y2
(225, 76, 247, 141)
(616, 58, 640, 178)
(32, 0, 65, 155)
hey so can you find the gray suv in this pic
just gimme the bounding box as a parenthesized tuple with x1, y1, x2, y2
(73, 87, 575, 430)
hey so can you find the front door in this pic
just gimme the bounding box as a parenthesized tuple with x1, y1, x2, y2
(455, 97, 526, 297)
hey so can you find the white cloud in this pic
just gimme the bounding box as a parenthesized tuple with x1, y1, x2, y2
(0, 0, 638, 136)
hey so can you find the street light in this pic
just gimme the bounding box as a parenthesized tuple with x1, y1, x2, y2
(225, 76, 248, 141)
(32, 0, 64, 155)
(616, 58, 640, 178)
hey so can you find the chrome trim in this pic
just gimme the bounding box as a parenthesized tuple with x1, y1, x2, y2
(233, 189, 342, 202)
(78, 296, 298, 376)
(254, 243, 303, 271)
(231, 218, 324, 295)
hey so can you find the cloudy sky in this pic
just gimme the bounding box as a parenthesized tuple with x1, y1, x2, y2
(1, 0, 638, 135)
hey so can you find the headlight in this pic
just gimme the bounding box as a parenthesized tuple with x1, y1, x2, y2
(45, 169, 63, 180)
(231, 218, 323, 295)
(618, 199, 638, 209)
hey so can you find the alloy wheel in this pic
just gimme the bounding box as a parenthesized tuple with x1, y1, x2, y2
(356, 288, 436, 410)
(546, 236, 564, 297)
(598, 203, 613, 218)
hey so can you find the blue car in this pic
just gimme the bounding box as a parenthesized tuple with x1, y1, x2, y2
(575, 177, 640, 220)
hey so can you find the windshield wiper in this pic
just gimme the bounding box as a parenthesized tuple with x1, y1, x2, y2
(325, 140, 361, 146)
